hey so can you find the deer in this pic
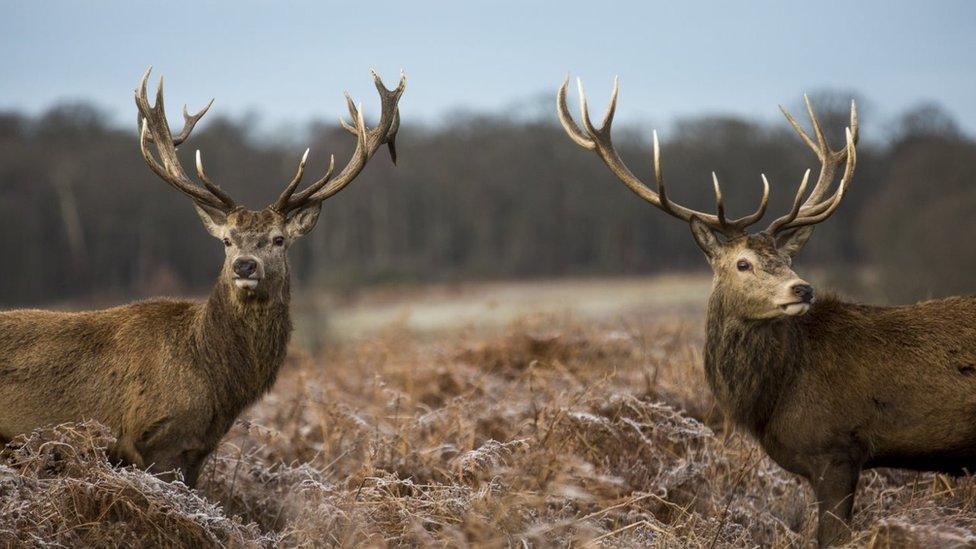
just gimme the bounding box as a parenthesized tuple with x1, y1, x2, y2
(0, 67, 405, 487)
(558, 76, 976, 546)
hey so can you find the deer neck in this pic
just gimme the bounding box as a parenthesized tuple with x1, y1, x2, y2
(703, 290, 808, 437)
(195, 267, 293, 415)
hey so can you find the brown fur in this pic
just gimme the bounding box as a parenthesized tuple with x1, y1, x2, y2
(34, 67, 406, 487)
(698, 227, 976, 545)
(0, 208, 300, 487)
(554, 81, 874, 545)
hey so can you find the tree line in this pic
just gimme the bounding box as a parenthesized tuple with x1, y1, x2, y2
(0, 92, 972, 306)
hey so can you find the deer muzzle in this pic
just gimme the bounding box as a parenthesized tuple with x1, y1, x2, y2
(777, 280, 814, 316)
(232, 256, 263, 289)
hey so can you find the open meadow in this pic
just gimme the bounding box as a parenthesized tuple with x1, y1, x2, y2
(3, 2, 975, 546)
(1, 276, 975, 547)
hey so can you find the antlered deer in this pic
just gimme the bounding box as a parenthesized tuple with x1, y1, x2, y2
(558, 77, 976, 546)
(0, 68, 405, 487)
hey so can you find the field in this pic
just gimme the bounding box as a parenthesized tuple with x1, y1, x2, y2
(3, 277, 976, 547)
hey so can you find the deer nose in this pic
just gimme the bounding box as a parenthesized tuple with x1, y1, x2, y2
(233, 257, 258, 278)
(792, 283, 814, 303)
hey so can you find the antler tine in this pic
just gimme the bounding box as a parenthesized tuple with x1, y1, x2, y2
(194, 150, 237, 207)
(784, 128, 857, 229)
(803, 94, 828, 156)
(711, 172, 771, 231)
(734, 174, 771, 227)
(273, 70, 405, 214)
(712, 173, 728, 229)
(652, 130, 676, 215)
(369, 67, 407, 105)
(784, 97, 857, 207)
(337, 69, 406, 138)
(575, 77, 620, 139)
(140, 100, 214, 146)
(136, 67, 214, 147)
(576, 78, 595, 135)
(779, 128, 857, 230)
(272, 150, 336, 213)
(556, 76, 595, 150)
(339, 72, 404, 162)
(271, 148, 312, 212)
(172, 101, 214, 145)
(767, 97, 859, 234)
(556, 76, 769, 236)
(765, 169, 811, 234)
(385, 108, 401, 164)
(298, 105, 367, 204)
(562, 78, 681, 213)
(573, 76, 618, 134)
(339, 92, 360, 134)
(137, 120, 222, 209)
(779, 104, 819, 156)
(288, 103, 367, 206)
(135, 67, 235, 211)
(601, 76, 619, 130)
(799, 98, 837, 207)
(380, 72, 404, 164)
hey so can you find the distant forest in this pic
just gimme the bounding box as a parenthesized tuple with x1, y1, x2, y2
(0, 91, 973, 305)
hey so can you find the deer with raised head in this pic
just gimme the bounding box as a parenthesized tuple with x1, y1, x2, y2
(558, 77, 976, 546)
(0, 68, 405, 487)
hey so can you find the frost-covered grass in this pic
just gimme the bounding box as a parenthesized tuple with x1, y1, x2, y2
(4, 316, 976, 547)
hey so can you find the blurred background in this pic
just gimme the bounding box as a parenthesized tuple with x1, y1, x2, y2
(1, 0, 974, 317)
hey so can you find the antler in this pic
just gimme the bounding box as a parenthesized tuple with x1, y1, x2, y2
(556, 76, 769, 237)
(765, 97, 858, 234)
(271, 70, 406, 215)
(135, 67, 236, 212)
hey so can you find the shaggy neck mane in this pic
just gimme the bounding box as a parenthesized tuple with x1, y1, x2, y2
(704, 290, 812, 436)
(192, 268, 293, 418)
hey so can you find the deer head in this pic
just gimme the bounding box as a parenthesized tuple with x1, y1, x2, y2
(135, 68, 405, 303)
(557, 77, 857, 320)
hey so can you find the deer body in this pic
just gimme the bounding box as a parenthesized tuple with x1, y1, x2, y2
(0, 68, 405, 486)
(556, 76, 975, 545)
(708, 291, 976, 471)
(706, 289, 976, 544)
(0, 271, 290, 485)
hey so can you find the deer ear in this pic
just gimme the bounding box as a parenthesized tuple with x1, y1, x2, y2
(285, 202, 322, 238)
(193, 204, 228, 238)
(689, 216, 721, 258)
(776, 226, 814, 257)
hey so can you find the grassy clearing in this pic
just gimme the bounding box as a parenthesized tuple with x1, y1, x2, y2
(3, 280, 976, 547)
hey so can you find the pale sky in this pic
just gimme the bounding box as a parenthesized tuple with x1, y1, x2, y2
(2, 1, 974, 134)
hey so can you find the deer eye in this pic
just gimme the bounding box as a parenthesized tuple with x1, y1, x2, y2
(223, 238, 232, 247)
(273, 236, 285, 247)
(736, 259, 751, 272)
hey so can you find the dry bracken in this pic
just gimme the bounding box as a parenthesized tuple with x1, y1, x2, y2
(3, 316, 976, 547)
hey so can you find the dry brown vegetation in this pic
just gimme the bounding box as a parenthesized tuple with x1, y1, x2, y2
(4, 313, 976, 547)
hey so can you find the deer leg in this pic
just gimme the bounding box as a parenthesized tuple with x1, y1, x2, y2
(141, 445, 190, 484)
(136, 423, 209, 486)
(180, 448, 215, 488)
(140, 438, 216, 487)
(811, 460, 859, 547)
(112, 437, 147, 469)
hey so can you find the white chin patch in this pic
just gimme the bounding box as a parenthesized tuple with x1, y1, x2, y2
(782, 303, 810, 316)
(234, 279, 259, 290)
